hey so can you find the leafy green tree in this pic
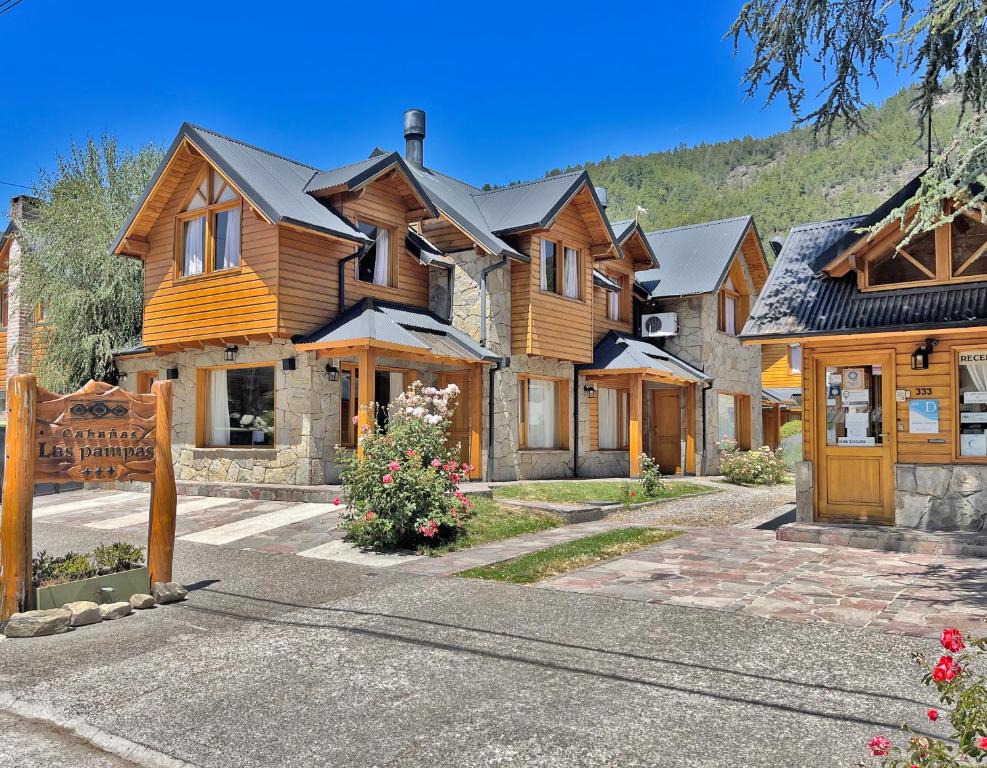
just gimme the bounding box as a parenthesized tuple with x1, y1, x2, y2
(16, 135, 162, 392)
(729, 0, 987, 241)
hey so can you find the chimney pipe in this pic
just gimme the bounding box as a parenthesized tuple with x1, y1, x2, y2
(403, 109, 426, 168)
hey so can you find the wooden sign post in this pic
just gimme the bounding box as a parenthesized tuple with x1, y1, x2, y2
(0, 376, 176, 622)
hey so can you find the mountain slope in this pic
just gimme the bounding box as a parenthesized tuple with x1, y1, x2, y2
(556, 89, 960, 249)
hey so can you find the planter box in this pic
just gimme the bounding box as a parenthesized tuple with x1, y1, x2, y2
(35, 566, 149, 610)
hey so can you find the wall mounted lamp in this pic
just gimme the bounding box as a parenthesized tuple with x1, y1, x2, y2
(911, 338, 938, 371)
(165, 368, 179, 381)
(281, 357, 297, 371)
(224, 345, 239, 363)
(326, 363, 340, 382)
(583, 383, 598, 399)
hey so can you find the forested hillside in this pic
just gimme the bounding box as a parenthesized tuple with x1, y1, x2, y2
(554, 89, 961, 248)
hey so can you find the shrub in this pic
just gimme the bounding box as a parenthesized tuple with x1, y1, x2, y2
(32, 542, 145, 588)
(337, 381, 474, 551)
(638, 454, 666, 496)
(718, 440, 787, 485)
(779, 419, 803, 439)
(867, 628, 986, 767)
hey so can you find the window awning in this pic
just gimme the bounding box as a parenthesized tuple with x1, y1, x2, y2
(294, 298, 500, 364)
(582, 331, 709, 384)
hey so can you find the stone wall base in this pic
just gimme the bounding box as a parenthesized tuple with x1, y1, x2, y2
(895, 464, 987, 531)
(794, 460, 814, 522)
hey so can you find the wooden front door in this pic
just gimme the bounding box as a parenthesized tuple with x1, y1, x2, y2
(815, 351, 894, 524)
(650, 388, 682, 475)
(439, 371, 471, 464)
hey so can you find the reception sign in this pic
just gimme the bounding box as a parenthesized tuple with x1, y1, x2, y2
(1, 377, 177, 622)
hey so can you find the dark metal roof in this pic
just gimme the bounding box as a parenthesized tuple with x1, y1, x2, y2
(763, 387, 802, 404)
(111, 123, 371, 255)
(112, 344, 152, 358)
(586, 331, 709, 383)
(608, 216, 660, 268)
(742, 214, 987, 339)
(593, 269, 621, 291)
(637, 215, 753, 298)
(295, 298, 499, 362)
(304, 152, 438, 218)
(405, 229, 453, 267)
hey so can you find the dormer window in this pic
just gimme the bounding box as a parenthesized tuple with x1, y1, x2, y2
(951, 214, 987, 278)
(354, 220, 394, 287)
(177, 168, 241, 277)
(718, 276, 741, 335)
(866, 229, 936, 287)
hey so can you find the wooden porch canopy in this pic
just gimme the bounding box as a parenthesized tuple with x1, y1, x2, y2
(582, 331, 709, 476)
(294, 298, 500, 473)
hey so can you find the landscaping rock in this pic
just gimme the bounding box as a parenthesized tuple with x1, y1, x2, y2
(3, 608, 71, 638)
(129, 593, 155, 610)
(152, 581, 188, 604)
(61, 600, 101, 627)
(98, 602, 133, 621)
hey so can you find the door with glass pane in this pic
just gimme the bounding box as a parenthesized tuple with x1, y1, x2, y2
(815, 351, 894, 523)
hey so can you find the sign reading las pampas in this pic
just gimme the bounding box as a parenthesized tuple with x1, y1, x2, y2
(35, 381, 158, 483)
(1, 377, 177, 623)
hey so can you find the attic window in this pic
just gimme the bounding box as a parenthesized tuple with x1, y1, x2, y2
(951, 214, 987, 278)
(177, 168, 241, 277)
(866, 229, 936, 287)
(355, 221, 394, 287)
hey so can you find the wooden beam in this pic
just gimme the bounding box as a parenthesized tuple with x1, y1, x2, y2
(357, 347, 375, 459)
(469, 364, 483, 479)
(629, 374, 643, 478)
(685, 382, 697, 475)
(1, 374, 38, 621)
(120, 235, 149, 258)
(148, 380, 177, 584)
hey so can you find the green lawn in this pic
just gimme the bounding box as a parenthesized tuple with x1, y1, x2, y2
(492, 480, 713, 504)
(458, 527, 679, 584)
(422, 496, 563, 556)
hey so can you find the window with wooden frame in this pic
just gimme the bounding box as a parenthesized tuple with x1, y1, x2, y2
(136, 370, 157, 395)
(956, 348, 987, 460)
(340, 363, 359, 447)
(597, 387, 629, 449)
(716, 392, 751, 449)
(354, 220, 397, 288)
(604, 273, 627, 321)
(0, 282, 8, 328)
(176, 167, 241, 278)
(198, 364, 275, 448)
(718, 276, 743, 335)
(539, 238, 581, 300)
(788, 344, 802, 375)
(519, 375, 570, 450)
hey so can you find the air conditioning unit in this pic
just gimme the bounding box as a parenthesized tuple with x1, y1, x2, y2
(640, 312, 678, 338)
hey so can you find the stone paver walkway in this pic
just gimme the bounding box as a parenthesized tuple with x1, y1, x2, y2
(540, 527, 987, 637)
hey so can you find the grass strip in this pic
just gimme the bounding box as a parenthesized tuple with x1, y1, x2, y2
(422, 497, 563, 556)
(492, 480, 713, 504)
(457, 526, 679, 584)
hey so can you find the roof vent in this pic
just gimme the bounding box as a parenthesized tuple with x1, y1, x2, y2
(769, 236, 785, 257)
(403, 109, 426, 168)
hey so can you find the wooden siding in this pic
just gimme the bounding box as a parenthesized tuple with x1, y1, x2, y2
(739, 227, 769, 293)
(801, 332, 987, 466)
(508, 201, 596, 363)
(142, 155, 280, 347)
(419, 216, 477, 253)
(762, 343, 801, 388)
(276, 226, 354, 337)
(592, 257, 635, 344)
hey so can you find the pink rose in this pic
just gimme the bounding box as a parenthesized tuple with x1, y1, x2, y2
(418, 519, 439, 539)
(978, 737, 987, 750)
(867, 736, 890, 757)
(388, 460, 400, 472)
(449, 473, 461, 483)
(940, 628, 965, 653)
(364, 511, 376, 521)
(382, 474, 393, 484)
(332, 496, 342, 505)
(407, 449, 416, 457)
(352, 415, 359, 425)
(431, 458, 442, 468)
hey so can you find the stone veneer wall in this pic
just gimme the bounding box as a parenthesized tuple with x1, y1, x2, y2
(895, 464, 987, 531)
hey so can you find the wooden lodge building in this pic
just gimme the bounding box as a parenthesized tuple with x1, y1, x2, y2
(743, 177, 987, 531)
(108, 111, 767, 488)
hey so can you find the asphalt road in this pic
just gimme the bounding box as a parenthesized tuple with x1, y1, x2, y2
(2, 520, 948, 768)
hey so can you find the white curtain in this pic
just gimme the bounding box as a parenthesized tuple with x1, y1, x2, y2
(389, 371, 404, 404)
(563, 247, 579, 298)
(184, 217, 205, 276)
(608, 290, 620, 320)
(222, 207, 241, 269)
(724, 294, 737, 335)
(540, 240, 551, 290)
(966, 361, 987, 391)
(373, 228, 389, 286)
(527, 379, 556, 448)
(208, 370, 231, 446)
(620, 391, 629, 448)
(599, 387, 618, 449)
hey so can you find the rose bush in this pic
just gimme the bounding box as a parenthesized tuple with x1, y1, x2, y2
(867, 628, 986, 767)
(717, 439, 787, 485)
(337, 381, 475, 551)
(638, 453, 666, 497)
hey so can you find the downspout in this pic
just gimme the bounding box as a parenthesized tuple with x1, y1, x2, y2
(446, 264, 456, 322)
(572, 369, 580, 478)
(480, 255, 509, 481)
(700, 381, 713, 476)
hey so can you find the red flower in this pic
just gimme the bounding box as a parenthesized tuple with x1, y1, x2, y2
(868, 736, 891, 757)
(449, 472, 461, 483)
(332, 496, 342, 505)
(940, 628, 965, 654)
(418, 519, 439, 539)
(407, 449, 416, 457)
(388, 460, 401, 472)
(364, 511, 376, 521)
(629, 491, 637, 497)
(927, 708, 938, 721)
(462, 463, 474, 474)
(382, 473, 393, 484)
(978, 737, 987, 750)
(932, 655, 960, 683)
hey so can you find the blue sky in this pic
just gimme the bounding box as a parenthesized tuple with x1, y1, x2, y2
(0, 0, 915, 227)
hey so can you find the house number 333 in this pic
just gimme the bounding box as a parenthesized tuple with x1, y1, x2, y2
(914, 387, 934, 396)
